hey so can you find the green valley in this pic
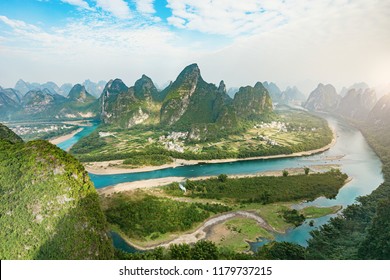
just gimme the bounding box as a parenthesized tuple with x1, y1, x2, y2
(101, 170, 347, 252)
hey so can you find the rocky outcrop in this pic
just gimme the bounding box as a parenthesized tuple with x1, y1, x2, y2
(368, 93, 390, 126)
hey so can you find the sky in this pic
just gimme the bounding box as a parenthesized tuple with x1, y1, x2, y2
(0, 0, 389, 94)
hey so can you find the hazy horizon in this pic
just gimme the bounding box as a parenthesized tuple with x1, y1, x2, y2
(0, 0, 389, 95)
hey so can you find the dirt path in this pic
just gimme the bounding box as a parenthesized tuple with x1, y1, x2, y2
(123, 210, 273, 251)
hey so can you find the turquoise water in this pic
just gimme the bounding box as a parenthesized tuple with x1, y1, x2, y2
(57, 122, 99, 151)
(56, 116, 384, 250)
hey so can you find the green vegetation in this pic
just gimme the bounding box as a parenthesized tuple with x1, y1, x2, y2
(101, 192, 231, 242)
(164, 170, 348, 204)
(256, 241, 306, 260)
(0, 123, 23, 143)
(211, 218, 274, 252)
(0, 130, 114, 259)
(115, 239, 305, 260)
(70, 108, 333, 164)
(123, 154, 173, 167)
(301, 205, 341, 219)
(281, 209, 305, 226)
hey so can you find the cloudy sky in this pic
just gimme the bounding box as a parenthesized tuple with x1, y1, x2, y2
(0, 0, 389, 94)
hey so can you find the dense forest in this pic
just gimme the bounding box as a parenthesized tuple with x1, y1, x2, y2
(102, 193, 231, 241)
(164, 170, 348, 204)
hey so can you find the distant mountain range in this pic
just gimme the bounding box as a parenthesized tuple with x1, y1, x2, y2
(1, 66, 388, 127)
(263, 82, 306, 105)
(14, 79, 106, 98)
(303, 83, 384, 124)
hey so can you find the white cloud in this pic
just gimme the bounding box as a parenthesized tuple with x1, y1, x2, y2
(0, 13, 192, 87)
(0, 15, 40, 32)
(95, 0, 132, 19)
(166, 0, 373, 37)
(197, 0, 390, 93)
(61, 0, 91, 10)
(134, 0, 155, 14)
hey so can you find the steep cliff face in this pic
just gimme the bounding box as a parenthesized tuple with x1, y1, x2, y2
(99, 79, 129, 124)
(99, 76, 163, 128)
(263, 81, 282, 102)
(57, 84, 99, 118)
(68, 84, 96, 103)
(133, 74, 160, 101)
(304, 83, 340, 112)
(160, 64, 204, 125)
(233, 82, 273, 120)
(0, 124, 114, 259)
(368, 93, 390, 126)
(337, 88, 377, 120)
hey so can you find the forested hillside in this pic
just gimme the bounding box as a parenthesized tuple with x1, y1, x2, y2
(0, 123, 114, 259)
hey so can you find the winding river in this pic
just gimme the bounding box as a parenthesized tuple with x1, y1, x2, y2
(58, 116, 384, 251)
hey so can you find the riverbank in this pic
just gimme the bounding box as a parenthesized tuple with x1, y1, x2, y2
(86, 128, 337, 175)
(114, 210, 273, 251)
(49, 128, 83, 145)
(97, 164, 340, 195)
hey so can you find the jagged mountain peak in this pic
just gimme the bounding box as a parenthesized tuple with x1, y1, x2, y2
(68, 84, 95, 103)
(134, 74, 159, 101)
(175, 63, 202, 84)
(218, 80, 226, 94)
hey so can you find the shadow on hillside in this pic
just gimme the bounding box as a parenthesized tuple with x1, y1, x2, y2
(33, 193, 114, 260)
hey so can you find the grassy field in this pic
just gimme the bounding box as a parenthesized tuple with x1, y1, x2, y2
(208, 218, 274, 252)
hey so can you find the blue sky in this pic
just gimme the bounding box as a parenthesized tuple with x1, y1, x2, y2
(0, 0, 389, 94)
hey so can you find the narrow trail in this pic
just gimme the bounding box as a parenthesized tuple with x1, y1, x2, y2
(125, 210, 273, 251)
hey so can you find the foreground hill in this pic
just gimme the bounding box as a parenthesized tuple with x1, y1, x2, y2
(0, 123, 114, 259)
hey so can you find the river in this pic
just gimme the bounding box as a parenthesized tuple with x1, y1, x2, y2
(58, 116, 384, 250)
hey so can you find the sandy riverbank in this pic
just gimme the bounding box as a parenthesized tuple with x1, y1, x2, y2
(49, 128, 83, 145)
(97, 164, 340, 196)
(86, 128, 337, 175)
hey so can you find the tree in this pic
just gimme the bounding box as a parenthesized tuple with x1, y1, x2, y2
(358, 199, 390, 259)
(255, 241, 306, 260)
(283, 170, 289, 177)
(169, 244, 191, 260)
(218, 174, 228, 182)
(304, 167, 310, 175)
(191, 240, 219, 260)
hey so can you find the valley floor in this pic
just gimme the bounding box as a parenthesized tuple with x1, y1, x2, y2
(86, 128, 336, 175)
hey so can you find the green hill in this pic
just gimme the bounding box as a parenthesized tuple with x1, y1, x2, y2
(0, 124, 114, 259)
